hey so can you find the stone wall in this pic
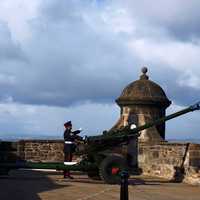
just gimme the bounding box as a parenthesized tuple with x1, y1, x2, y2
(184, 144, 200, 185)
(138, 142, 200, 185)
(0, 140, 64, 162)
(19, 140, 64, 162)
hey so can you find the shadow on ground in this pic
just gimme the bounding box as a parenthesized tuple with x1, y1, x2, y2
(60, 176, 106, 185)
(60, 175, 169, 186)
(128, 177, 167, 186)
(0, 170, 68, 200)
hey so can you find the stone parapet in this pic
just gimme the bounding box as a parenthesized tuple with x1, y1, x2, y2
(20, 140, 64, 162)
(0, 140, 64, 162)
(138, 142, 200, 185)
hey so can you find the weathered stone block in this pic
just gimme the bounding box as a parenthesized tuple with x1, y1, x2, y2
(189, 151, 200, 157)
(189, 158, 200, 167)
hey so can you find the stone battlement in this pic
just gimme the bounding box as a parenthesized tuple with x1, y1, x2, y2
(139, 142, 200, 185)
(0, 140, 64, 163)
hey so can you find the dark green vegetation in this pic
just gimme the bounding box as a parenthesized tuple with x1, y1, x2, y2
(0, 102, 200, 184)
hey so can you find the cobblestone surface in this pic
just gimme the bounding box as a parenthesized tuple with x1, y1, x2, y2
(0, 170, 199, 200)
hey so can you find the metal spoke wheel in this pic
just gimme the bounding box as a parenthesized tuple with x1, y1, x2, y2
(99, 155, 129, 184)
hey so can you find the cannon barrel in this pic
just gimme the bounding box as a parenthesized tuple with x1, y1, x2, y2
(0, 161, 97, 173)
(88, 101, 200, 142)
(129, 101, 200, 135)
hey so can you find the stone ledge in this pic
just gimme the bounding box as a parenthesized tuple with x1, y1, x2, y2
(19, 140, 63, 143)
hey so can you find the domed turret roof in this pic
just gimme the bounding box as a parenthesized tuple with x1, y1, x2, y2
(116, 67, 171, 108)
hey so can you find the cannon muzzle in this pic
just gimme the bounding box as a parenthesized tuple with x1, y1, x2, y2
(190, 101, 200, 111)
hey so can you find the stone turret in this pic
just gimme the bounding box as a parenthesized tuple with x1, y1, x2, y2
(112, 67, 171, 143)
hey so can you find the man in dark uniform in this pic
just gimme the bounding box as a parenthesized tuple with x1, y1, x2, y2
(63, 121, 81, 179)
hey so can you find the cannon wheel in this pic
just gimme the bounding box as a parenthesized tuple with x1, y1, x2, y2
(87, 170, 101, 180)
(99, 155, 128, 184)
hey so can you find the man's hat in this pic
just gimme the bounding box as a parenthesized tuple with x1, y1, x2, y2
(64, 121, 72, 127)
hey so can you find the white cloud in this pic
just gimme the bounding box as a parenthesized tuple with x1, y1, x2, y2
(0, 73, 16, 86)
(0, 0, 199, 139)
(178, 70, 200, 89)
(125, 0, 200, 40)
(130, 39, 200, 69)
(0, 0, 40, 42)
(0, 101, 119, 138)
(128, 36, 200, 90)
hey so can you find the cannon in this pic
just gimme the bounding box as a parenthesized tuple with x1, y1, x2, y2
(0, 102, 200, 184)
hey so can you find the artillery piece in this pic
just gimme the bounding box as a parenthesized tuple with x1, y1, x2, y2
(0, 102, 200, 184)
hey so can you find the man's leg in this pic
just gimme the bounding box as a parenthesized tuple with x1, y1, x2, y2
(67, 153, 74, 179)
(63, 153, 70, 178)
(63, 153, 73, 179)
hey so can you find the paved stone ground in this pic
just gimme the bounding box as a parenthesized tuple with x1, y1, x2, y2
(0, 170, 199, 200)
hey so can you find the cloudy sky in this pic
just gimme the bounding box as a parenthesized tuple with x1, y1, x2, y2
(0, 0, 200, 140)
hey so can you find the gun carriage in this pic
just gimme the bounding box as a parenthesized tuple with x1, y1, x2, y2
(0, 102, 200, 184)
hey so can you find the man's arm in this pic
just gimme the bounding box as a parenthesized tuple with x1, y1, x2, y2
(72, 130, 81, 135)
(71, 129, 83, 141)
